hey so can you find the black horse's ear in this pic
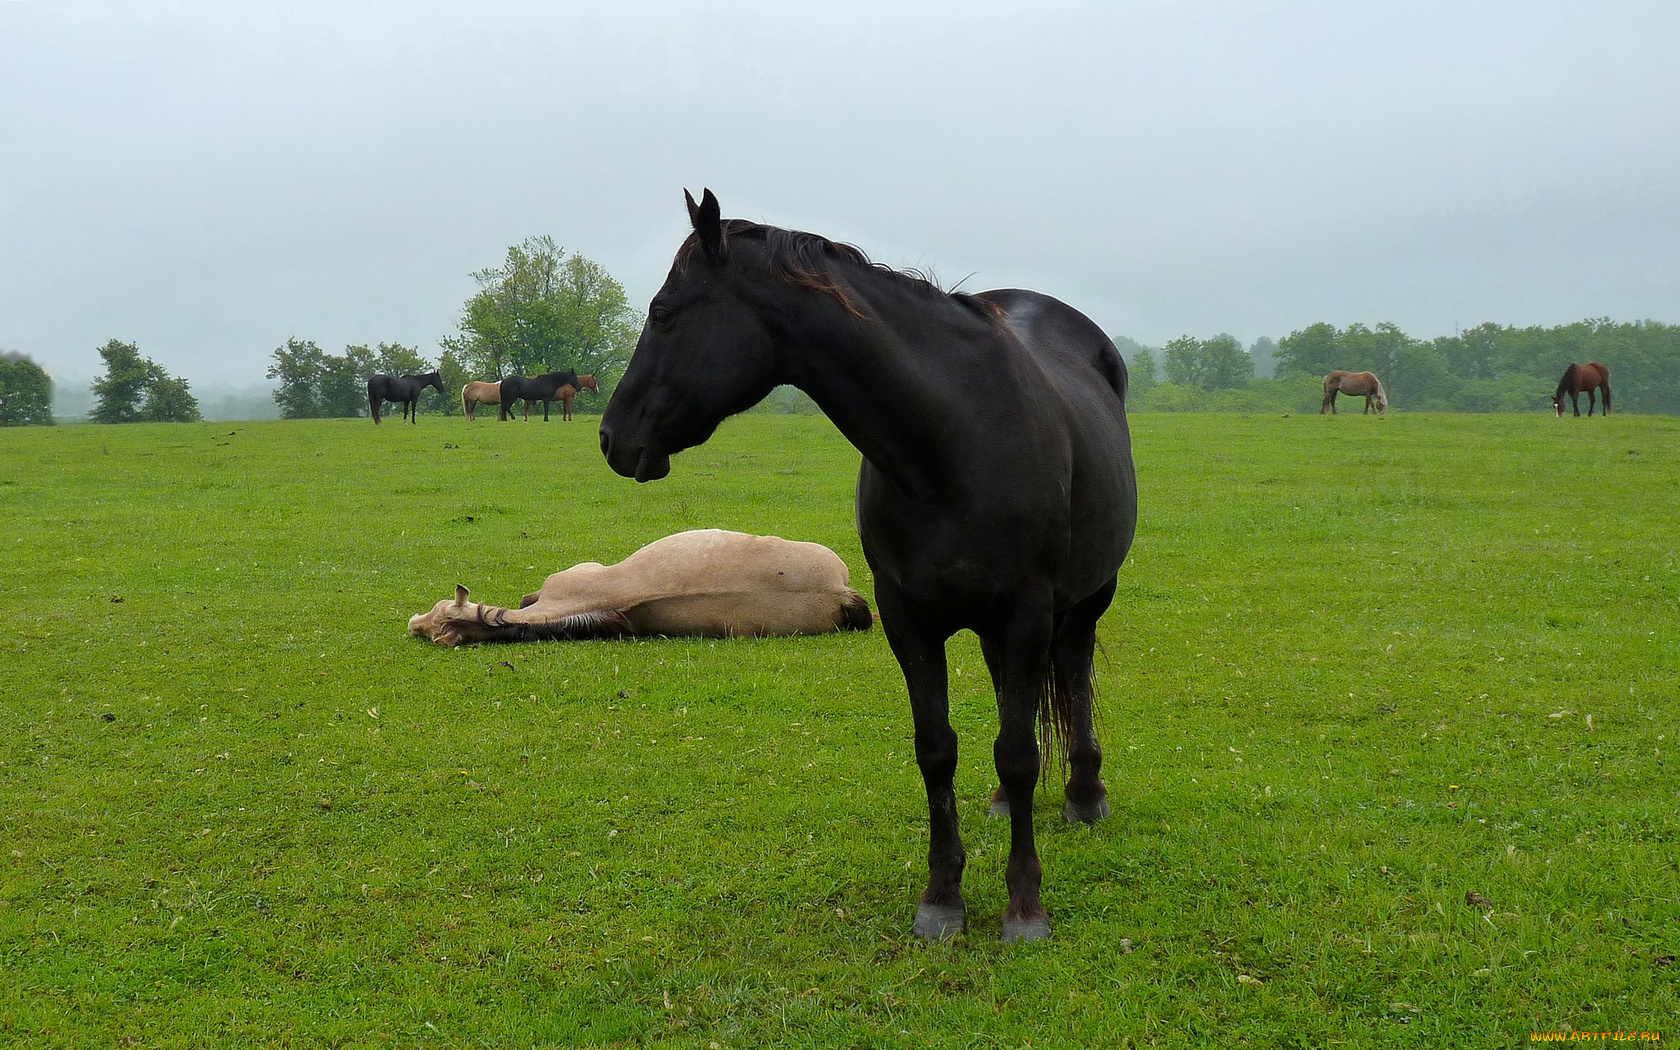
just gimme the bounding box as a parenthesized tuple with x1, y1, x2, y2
(685, 187, 724, 261)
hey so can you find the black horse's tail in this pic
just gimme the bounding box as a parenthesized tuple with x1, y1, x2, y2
(1037, 660, 1086, 771)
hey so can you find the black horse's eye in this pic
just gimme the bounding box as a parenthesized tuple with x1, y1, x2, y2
(650, 303, 673, 328)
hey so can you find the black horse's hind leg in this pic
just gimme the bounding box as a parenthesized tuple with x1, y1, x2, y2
(542, 400, 550, 421)
(1058, 577, 1116, 824)
(989, 586, 1056, 942)
(877, 585, 966, 940)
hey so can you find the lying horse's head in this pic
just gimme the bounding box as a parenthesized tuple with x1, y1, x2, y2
(600, 189, 780, 482)
(408, 585, 483, 647)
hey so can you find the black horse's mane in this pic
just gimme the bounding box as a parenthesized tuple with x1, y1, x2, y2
(679, 220, 1003, 322)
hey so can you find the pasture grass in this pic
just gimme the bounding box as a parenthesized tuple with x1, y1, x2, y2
(1, 410, 1677, 1048)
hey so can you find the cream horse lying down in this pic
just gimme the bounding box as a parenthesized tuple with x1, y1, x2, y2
(409, 529, 873, 646)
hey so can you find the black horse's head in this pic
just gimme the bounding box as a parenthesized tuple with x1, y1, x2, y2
(600, 189, 780, 482)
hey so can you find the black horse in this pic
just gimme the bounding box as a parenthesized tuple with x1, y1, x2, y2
(500, 371, 584, 421)
(367, 371, 444, 425)
(601, 190, 1137, 943)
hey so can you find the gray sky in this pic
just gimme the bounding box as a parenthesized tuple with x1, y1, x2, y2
(3, 1, 1677, 385)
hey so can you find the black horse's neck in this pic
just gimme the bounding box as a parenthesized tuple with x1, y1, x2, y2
(759, 263, 1009, 500)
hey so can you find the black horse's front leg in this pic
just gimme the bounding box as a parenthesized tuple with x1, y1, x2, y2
(877, 585, 965, 940)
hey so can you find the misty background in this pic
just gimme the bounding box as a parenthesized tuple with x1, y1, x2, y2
(2, 1, 1677, 416)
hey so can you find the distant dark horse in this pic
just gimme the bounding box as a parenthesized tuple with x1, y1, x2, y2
(499, 371, 600, 421)
(1321, 371, 1388, 415)
(367, 371, 444, 424)
(601, 190, 1137, 943)
(1554, 362, 1611, 417)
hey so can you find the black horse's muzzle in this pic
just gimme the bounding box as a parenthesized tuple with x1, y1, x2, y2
(599, 422, 671, 483)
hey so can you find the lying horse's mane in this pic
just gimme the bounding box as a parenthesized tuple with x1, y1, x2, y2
(677, 220, 1004, 322)
(469, 603, 632, 642)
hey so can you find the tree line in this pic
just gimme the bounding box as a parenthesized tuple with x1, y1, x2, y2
(1121, 318, 1680, 415)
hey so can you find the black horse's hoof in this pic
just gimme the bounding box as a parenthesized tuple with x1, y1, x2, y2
(913, 903, 966, 941)
(1001, 917, 1051, 943)
(1062, 796, 1110, 824)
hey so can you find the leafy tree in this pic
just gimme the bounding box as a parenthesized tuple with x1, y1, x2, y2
(0, 352, 54, 426)
(90, 339, 161, 423)
(371, 342, 431, 378)
(1126, 346, 1157, 401)
(454, 236, 641, 408)
(90, 339, 199, 424)
(1162, 335, 1253, 390)
(1275, 322, 1341, 378)
(320, 345, 377, 418)
(141, 375, 202, 422)
(268, 338, 329, 419)
(435, 346, 471, 416)
(1161, 336, 1205, 388)
(1201, 334, 1256, 389)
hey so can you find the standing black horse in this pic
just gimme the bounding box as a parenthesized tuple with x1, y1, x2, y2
(601, 190, 1137, 943)
(367, 371, 444, 424)
(499, 371, 597, 421)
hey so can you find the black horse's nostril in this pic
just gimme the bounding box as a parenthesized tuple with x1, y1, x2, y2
(599, 428, 612, 457)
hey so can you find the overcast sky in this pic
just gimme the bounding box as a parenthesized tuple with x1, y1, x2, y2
(3, 1, 1677, 385)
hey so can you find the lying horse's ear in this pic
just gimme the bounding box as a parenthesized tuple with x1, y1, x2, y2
(454, 584, 469, 607)
(685, 187, 724, 262)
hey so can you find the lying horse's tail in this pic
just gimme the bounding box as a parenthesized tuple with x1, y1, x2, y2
(838, 589, 873, 631)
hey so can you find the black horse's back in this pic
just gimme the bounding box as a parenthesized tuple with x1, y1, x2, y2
(977, 289, 1129, 406)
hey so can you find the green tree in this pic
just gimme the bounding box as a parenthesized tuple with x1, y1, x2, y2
(141, 375, 202, 422)
(1249, 337, 1278, 379)
(1200, 334, 1255, 389)
(0, 353, 54, 426)
(90, 339, 161, 423)
(1161, 336, 1205, 387)
(435, 346, 471, 416)
(1126, 346, 1157, 401)
(454, 236, 641, 407)
(90, 339, 200, 424)
(1275, 322, 1342, 378)
(321, 345, 377, 418)
(268, 338, 328, 419)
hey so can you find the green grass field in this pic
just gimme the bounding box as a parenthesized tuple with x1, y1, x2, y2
(2, 411, 1677, 1048)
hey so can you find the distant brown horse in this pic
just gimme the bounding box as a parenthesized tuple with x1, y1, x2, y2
(1553, 362, 1611, 417)
(1322, 371, 1388, 415)
(553, 374, 599, 421)
(461, 381, 502, 421)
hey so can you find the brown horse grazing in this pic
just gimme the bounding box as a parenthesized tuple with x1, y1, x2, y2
(461, 381, 503, 421)
(408, 529, 872, 645)
(1553, 362, 1611, 417)
(1322, 371, 1388, 415)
